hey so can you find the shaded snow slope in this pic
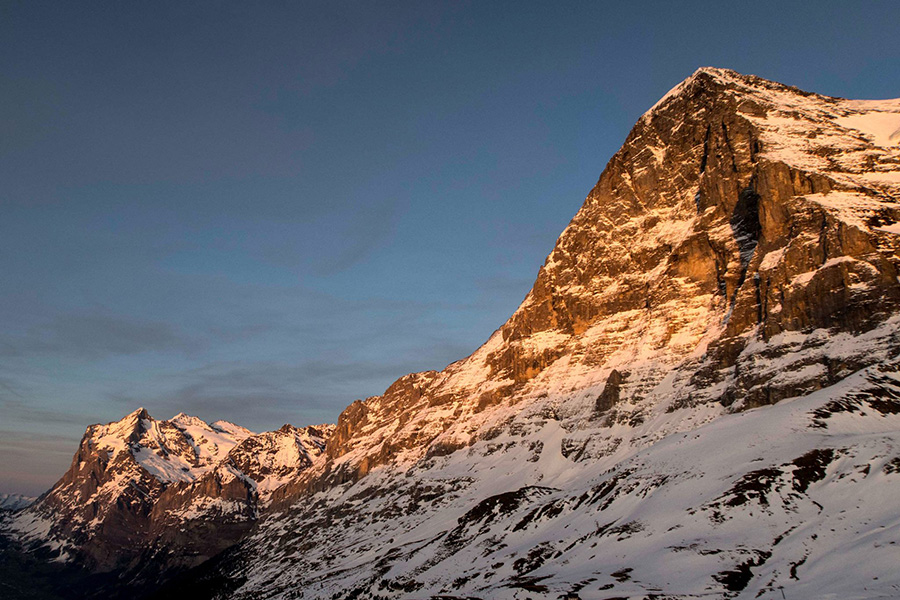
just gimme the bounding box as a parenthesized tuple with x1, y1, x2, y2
(217, 362, 900, 599)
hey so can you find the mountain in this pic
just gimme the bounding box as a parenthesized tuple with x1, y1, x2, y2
(4, 67, 900, 599)
(2, 408, 332, 587)
(0, 495, 35, 512)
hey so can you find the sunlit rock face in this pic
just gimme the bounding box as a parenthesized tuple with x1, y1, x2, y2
(5, 68, 900, 599)
(496, 68, 900, 409)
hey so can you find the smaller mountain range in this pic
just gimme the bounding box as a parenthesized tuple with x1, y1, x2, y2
(5, 408, 332, 577)
(0, 494, 35, 512)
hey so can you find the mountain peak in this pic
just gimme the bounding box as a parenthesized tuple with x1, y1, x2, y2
(693, 65, 730, 76)
(644, 66, 740, 114)
(88, 406, 152, 447)
(314, 66, 900, 488)
(210, 419, 255, 437)
(170, 412, 208, 428)
(643, 66, 834, 121)
(687, 65, 746, 84)
(202, 61, 900, 598)
(126, 406, 150, 420)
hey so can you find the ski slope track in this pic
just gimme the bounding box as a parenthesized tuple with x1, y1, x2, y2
(3, 68, 900, 599)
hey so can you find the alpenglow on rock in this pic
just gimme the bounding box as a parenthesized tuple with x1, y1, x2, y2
(4, 68, 900, 600)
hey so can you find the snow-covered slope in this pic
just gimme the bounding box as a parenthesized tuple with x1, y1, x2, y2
(4, 68, 900, 599)
(213, 362, 900, 599)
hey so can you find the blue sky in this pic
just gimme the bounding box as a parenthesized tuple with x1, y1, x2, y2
(2, 1, 899, 495)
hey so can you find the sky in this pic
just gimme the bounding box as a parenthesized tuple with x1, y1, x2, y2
(2, 1, 899, 496)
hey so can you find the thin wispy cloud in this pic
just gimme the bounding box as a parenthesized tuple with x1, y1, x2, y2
(0, 399, 95, 428)
(311, 198, 400, 275)
(0, 312, 202, 359)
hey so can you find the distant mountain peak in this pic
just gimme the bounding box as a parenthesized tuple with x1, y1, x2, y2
(0, 493, 35, 512)
(170, 411, 199, 423)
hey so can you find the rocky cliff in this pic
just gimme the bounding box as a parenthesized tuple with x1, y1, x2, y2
(5, 68, 900, 599)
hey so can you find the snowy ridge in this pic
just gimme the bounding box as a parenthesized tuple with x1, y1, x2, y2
(219, 423, 333, 503)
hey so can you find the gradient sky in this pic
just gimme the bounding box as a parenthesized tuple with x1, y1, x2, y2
(2, 1, 899, 495)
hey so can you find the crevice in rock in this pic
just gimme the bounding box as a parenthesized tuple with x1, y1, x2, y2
(729, 185, 762, 311)
(721, 122, 738, 172)
(700, 124, 712, 173)
(749, 137, 761, 163)
(819, 213, 829, 265)
(731, 185, 762, 267)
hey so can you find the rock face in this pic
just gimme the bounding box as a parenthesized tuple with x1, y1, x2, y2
(5, 68, 900, 599)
